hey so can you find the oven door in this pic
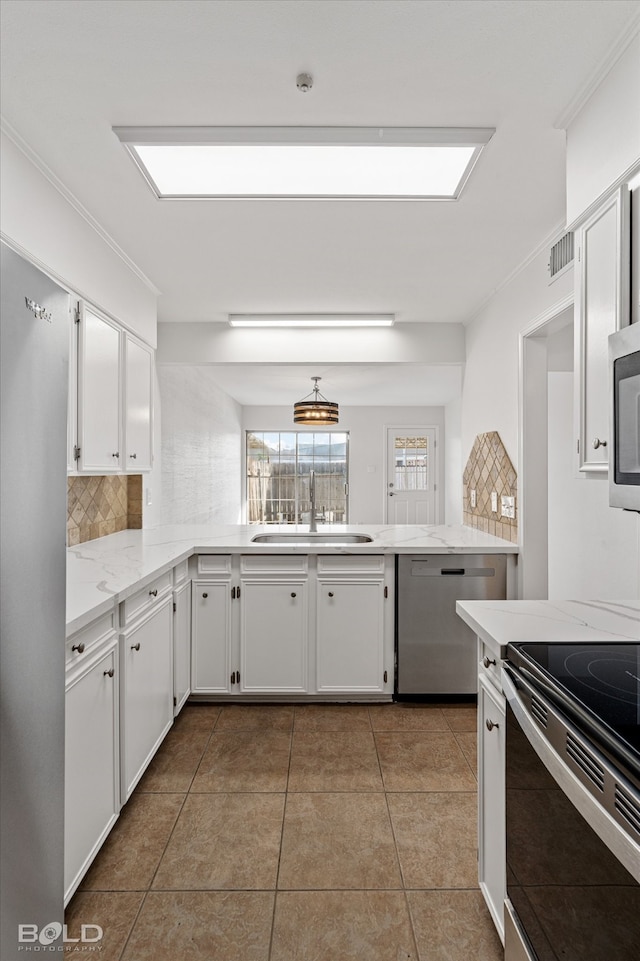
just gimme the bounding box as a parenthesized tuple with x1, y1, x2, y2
(502, 666, 640, 961)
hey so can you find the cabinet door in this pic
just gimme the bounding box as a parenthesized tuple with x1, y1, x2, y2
(191, 581, 233, 693)
(125, 335, 153, 471)
(478, 673, 506, 942)
(239, 579, 308, 693)
(78, 306, 122, 472)
(173, 580, 191, 715)
(575, 186, 630, 471)
(121, 598, 173, 801)
(65, 641, 119, 903)
(316, 579, 385, 693)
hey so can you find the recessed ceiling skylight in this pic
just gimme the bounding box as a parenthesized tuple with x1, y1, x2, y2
(113, 126, 494, 200)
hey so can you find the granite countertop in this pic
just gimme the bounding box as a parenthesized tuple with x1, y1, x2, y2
(67, 522, 517, 636)
(456, 599, 640, 659)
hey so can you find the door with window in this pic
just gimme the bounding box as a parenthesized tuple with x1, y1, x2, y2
(246, 432, 349, 524)
(386, 428, 437, 524)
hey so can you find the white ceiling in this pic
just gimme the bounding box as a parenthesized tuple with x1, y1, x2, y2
(188, 363, 463, 407)
(1, 0, 638, 406)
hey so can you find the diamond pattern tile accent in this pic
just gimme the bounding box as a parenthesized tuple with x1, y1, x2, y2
(67, 474, 143, 544)
(462, 431, 517, 543)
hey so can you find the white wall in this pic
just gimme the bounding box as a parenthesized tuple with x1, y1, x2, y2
(0, 129, 157, 345)
(158, 366, 242, 525)
(548, 372, 640, 597)
(241, 404, 457, 525)
(566, 31, 640, 227)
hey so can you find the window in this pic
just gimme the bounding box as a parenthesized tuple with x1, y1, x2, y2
(246, 432, 348, 524)
(393, 435, 429, 490)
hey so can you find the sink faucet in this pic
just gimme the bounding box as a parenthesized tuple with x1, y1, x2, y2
(309, 470, 318, 533)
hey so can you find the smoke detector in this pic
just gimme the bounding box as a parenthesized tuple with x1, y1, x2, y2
(296, 73, 313, 93)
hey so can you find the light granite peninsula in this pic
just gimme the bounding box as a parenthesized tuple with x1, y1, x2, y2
(67, 522, 517, 635)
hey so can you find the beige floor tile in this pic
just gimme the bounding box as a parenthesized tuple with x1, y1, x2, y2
(64, 891, 144, 960)
(215, 704, 294, 732)
(278, 793, 402, 890)
(121, 891, 274, 961)
(388, 793, 478, 889)
(375, 732, 477, 791)
(294, 704, 372, 731)
(137, 724, 212, 793)
(190, 731, 291, 792)
(288, 732, 383, 792)
(454, 732, 478, 776)
(152, 793, 284, 890)
(271, 891, 417, 961)
(407, 890, 503, 961)
(80, 794, 184, 891)
(369, 704, 448, 732)
(442, 706, 478, 732)
(175, 703, 222, 732)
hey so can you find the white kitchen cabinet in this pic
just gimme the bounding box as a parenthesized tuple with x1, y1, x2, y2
(173, 577, 191, 715)
(124, 333, 153, 471)
(191, 578, 234, 694)
(478, 658, 506, 942)
(315, 556, 389, 694)
(239, 579, 308, 692)
(574, 185, 630, 471)
(65, 632, 119, 904)
(120, 596, 173, 801)
(77, 304, 122, 472)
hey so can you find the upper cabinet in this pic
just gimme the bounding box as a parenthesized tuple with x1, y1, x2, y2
(574, 186, 630, 472)
(72, 302, 154, 473)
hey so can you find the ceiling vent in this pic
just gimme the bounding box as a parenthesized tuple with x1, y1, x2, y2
(548, 231, 574, 283)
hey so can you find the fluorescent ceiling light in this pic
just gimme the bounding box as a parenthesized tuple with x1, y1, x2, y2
(228, 314, 395, 328)
(113, 126, 494, 200)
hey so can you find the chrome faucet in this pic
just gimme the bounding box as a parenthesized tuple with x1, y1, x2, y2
(309, 470, 318, 533)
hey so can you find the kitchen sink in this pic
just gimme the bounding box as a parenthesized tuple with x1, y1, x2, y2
(251, 532, 373, 544)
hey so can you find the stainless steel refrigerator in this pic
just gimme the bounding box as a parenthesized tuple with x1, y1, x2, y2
(1, 242, 69, 958)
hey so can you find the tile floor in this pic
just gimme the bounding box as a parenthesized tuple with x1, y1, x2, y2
(65, 703, 504, 960)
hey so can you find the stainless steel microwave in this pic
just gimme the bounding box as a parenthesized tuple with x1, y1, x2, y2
(609, 323, 640, 511)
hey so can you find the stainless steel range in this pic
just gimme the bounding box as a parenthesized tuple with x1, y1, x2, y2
(502, 642, 640, 961)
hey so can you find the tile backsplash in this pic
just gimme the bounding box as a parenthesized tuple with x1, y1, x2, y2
(462, 431, 518, 543)
(67, 475, 142, 545)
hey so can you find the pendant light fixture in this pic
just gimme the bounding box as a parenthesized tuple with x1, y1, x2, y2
(293, 377, 339, 425)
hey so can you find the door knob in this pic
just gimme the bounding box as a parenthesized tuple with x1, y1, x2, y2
(485, 719, 499, 732)
(592, 438, 607, 449)
(388, 492, 395, 497)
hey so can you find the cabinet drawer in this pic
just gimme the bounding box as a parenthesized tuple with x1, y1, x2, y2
(241, 554, 308, 574)
(317, 554, 384, 575)
(173, 559, 189, 585)
(122, 570, 173, 626)
(479, 641, 501, 691)
(66, 610, 117, 667)
(197, 555, 232, 576)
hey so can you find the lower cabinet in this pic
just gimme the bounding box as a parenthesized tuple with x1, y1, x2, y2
(191, 579, 233, 694)
(173, 578, 191, 714)
(478, 664, 506, 942)
(64, 635, 119, 904)
(316, 577, 385, 693)
(240, 578, 308, 693)
(120, 596, 173, 802)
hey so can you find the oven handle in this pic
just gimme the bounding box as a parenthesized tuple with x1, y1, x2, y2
(502, 665, 640, 883)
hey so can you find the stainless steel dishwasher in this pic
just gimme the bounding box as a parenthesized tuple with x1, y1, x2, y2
(396, 554, 507, 697)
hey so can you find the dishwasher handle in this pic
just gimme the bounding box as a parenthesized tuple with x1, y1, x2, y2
(441, 568, 465, 575)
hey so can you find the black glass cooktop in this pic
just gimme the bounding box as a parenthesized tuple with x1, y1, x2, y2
(507, 642, 640, 772)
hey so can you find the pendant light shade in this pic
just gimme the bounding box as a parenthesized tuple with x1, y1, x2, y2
(293, 377, 339, 425)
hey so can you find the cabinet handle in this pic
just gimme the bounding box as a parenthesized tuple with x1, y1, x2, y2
(482, 656, 496, 668)
(149, 589, 158, 597)
(592, 438, 607, 449)
(485, 719, 499, 732)
(328, 592, 334, 597)
(112, 452, 119, 458)
(103, 668, 114, 678)
(129, 453, 137, 459)
(71, 642, 85, 654)
(202, 592, 208, 599)
(291, 592, 296, 598)
(131, 642, 141, 651)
